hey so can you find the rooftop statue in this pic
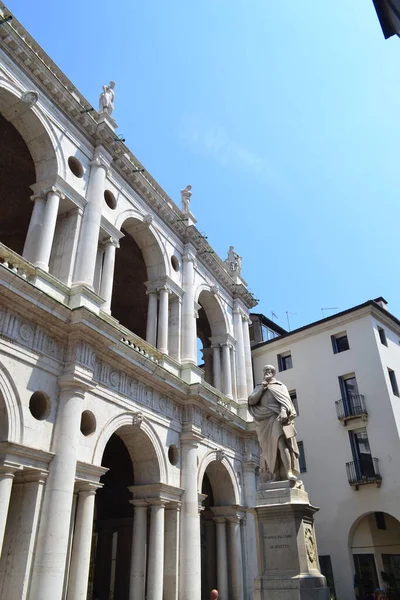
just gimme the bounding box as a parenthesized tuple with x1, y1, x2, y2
(225, 245, 242, 277)
(99, 81, 115, 116)
(181, 184, 192, 213)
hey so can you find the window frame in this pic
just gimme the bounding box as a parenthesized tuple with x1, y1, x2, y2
(278, 352, 293, 372)
(297, 440, 307, 473)
(388, 368, 399, 397)
(289, 389, 299, 415)
(378, 326, 388, 347)
(331, 331, 350, 354)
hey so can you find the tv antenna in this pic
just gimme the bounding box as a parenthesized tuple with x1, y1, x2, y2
(321, 307, 338, 318)
(285, 311, 297, 331)
(271, 311, 278, 321)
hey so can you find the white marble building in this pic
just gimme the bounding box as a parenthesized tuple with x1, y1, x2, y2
(0, 5, 260, 600)
(252, 298, 400, 600)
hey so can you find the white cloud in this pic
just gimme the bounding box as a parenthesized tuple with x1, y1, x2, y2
(177, 116, 281, 184)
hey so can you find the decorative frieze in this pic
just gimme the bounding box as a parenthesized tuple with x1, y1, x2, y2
(0, 307, 64, 361)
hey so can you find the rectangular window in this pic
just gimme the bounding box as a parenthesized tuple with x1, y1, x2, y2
(289, 390, 299, 415)
(388, 368, 399, 397)
(331, 332, 350, 354)
(339, 374, 360, 416)
(378, 327, 388, 346)
(349, 429, 374, 478)
(278, 352, 293, 371)
(297, 441, 307, 472)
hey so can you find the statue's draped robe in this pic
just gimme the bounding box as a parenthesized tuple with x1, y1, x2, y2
(248, 380, 300, 476)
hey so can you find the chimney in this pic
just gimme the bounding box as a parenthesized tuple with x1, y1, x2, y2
(374, 296, 388, 310)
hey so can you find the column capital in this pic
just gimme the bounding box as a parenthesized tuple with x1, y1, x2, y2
(130, 499, 148, 508)
(148, 498, 166, 508)
(165, 501, 181, 512)
(43, 185, 65, 200)
(180, 430, 202, 446)
(75, 481, 102, 495)
(90, 147, 112, 174)
(227, 515, 242, 524)
(103, 236, 120, 249)
(213, 516, 227, 524)
(30, 192, 46, 204)
(58, 372, 95, 395)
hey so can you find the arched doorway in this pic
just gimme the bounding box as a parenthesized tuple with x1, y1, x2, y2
(350, 512, 400, 599)
(0, 111, 35, 255)
(196, 290, 228, 390)
(0, 87, 58, 258)
(200, 459, 240, 600)
(110, 217, 166, 342)
(89, 424, 162, 600)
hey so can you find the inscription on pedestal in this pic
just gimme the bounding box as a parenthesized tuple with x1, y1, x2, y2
(262, 520, 297, 571)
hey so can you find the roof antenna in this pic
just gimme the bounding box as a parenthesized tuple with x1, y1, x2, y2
(321, 307, 338, 318)
(271, 311, 278, 321)
(285, 311, 297, 331)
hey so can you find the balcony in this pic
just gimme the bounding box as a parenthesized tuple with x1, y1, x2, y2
(335, 395, 368, 425)
(346, 458, 382, 490)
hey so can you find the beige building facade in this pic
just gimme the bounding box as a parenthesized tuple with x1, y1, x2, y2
(251, 298, 400, 599)
(0, 5, 262, 600)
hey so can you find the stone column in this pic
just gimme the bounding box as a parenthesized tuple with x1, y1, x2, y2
(168, 297, 182, 362)
(30, 377, 91, 600)
(99, 237, 119, 313)
(228, 516, 244, 600)
(242, 316, 254, 395)
(129, 500, 148, 600)
(157, 286, 169, 354)
(231, 345, 238, 401)
(147, 500, 165, 600)
(0, 469, 47, 599)
(243, 461, 258, 600)
(222, 343, 233, 399)
(164, 502, 181, 600)
(23, 193, 46, 262)
(146, 291, 158, 347)
(73, 148, 111, 288)
(179, 433, 201, 600)
(181, 249, 197, 363)
(214, 517, 229, 600)
(66, 484, 99, 600)
(0, 464, 17, 557)
(212, 344, 222, 391)
(233, 307, 247, 402)
(24, 187, 64, 271)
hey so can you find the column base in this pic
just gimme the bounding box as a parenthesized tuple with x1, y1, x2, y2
(252, 480, 330, 600)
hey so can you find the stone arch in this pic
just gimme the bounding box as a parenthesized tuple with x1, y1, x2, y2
(198, 449, 241, 506)
(349, 511, 400, 596)
(0, 361, 23, 444)
(93, 411, 167, 484)
(115, 210, 168, 279)
(0, 79, 59, 182)
(195, 286, 230, 338)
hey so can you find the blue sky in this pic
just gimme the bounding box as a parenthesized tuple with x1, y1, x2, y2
(6, 0, 400, 330)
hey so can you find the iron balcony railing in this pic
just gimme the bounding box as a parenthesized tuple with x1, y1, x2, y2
(346, 457, 382, 490)
(335, 394, 368, 423)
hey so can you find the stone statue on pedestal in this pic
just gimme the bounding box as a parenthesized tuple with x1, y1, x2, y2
(181, 184, 192, 213)
(225, 246, 242, 277)
(248, 365, 299, 482)
(99, 81, 115, 115)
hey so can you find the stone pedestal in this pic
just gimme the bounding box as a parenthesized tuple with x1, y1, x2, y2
(252, 480, 329, 600)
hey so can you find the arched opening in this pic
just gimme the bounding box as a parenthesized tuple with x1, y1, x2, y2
(196, 290, 227, 388)
(0, 112, 35, 255)
(0, 390, 8, 442)
(110, 218, 166, 341)
(200, 459, 237, 600)
(350, 512, 400, 598)
(88, 425, 161, 600)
